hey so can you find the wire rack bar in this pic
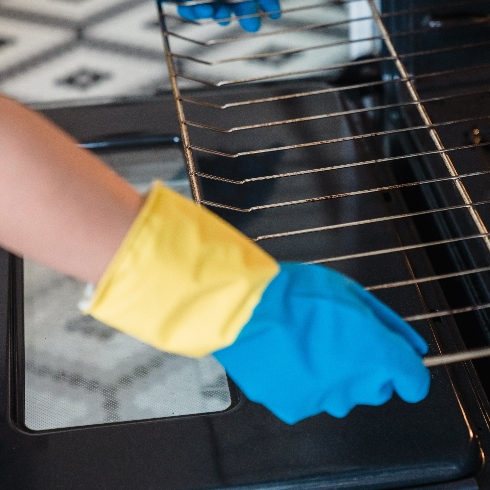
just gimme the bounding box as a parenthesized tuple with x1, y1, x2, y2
(173, 38, 490, 87)
(165, 15, 366, 46)
(368, 0, 490, 252)
(308, 232, 490, 265)
(159, 3, 202, 202)
(424, 347, 490, 367)
(198, 141, 490, 186)
(175, 56, 393, 87)
(171, 18, 490, 66)
(172, 35, 380, 66)
(163, 0, 490, 45)
(180, 78, 399, 109)
(167, 0, 488, 16)
(254, 199, 490, 241)
(179, 61, 490, 109)
(405, 303, 490, 323)
(183, 88, 490, 133)
(190, 114, 490, 159)
(199, 169, 490, 213)
(169, 26, 490, 72)
(367, 266, 490, 292)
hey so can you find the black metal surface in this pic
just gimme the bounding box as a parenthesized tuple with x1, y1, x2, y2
(0, 92, 488, 488)
(0, 252, 486, 490)
(380, 0, 490, 405)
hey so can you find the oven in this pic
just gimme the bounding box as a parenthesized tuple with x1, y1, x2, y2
(2, 0, 490, 488)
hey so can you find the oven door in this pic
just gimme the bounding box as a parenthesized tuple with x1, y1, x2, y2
(1, 95, 490, 490)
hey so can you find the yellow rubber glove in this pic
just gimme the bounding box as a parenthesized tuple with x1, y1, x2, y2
(84, 181, 279, 357)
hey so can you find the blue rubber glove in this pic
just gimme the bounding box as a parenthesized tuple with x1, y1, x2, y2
(175, 0, 281, 32)
(214, 263, 431, 424)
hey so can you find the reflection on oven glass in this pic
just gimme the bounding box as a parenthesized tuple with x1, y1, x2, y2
(23, 147, 231, 431)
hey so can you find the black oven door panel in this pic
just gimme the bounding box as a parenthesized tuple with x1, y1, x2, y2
(0, 96, 489, 490)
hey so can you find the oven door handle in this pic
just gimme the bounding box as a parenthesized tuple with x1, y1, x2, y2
(79, 132, 182, 151)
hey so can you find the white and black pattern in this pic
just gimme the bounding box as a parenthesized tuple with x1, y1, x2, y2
(0, 0, 169, 103)
(85, 2, 166, 55)
(0, 0, 128, 24)
(1, 45, 167, 103)
(0, 0, 352, 104)
(0, 17, 74, 75)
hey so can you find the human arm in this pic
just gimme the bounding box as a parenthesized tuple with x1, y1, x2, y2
(85, 187, 431, 423)
(0, 94, 143, 284)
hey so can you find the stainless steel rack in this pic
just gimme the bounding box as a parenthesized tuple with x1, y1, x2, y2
(157, 0, 490, 364)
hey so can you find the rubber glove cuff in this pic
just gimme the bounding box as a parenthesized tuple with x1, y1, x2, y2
(84, 181, 279, 357)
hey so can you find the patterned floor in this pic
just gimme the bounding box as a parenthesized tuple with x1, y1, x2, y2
(0, 0, 168, 105)
(0, 0, 354, 430)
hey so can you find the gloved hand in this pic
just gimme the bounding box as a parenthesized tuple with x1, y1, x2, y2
(85, 183, 430, 425)
(175, 0, 281, 32)
(214, 262, 431, 424)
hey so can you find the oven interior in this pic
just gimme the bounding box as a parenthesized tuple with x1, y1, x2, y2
(156, 0, 490, 485)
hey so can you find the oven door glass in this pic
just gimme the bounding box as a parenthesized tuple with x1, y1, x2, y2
(23, 144, 232, 431)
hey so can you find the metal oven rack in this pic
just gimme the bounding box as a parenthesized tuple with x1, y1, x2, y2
(154, 0, 490, 487)
(157, 0, 490, 351)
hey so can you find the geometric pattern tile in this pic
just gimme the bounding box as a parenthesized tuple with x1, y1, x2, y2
(1, 44, 167, 103)
(85, 2, 165, 55)
(0, 17, 73, 75)
(0, 0, 127, 23)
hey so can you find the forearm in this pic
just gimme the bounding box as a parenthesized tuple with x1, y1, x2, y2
(0, 95, 143, 284)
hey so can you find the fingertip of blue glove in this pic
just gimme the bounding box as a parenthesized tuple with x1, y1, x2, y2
(239, 19, 261, 32)
(214, 4, 232, 25)
(177, 5, 196, 20)
(396, 362, 431, 404)
(275, 410, 304, 425)
(195, 3, 215, 17)
(322, 403, 353, 419)
(258, 0, 281, 18)
(177, 1, 281, 31)
(232, 1, 261, 32)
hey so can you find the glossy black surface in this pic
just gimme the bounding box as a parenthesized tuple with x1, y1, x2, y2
(0, 90, 489, 488)
(0, 267, 486, 490)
